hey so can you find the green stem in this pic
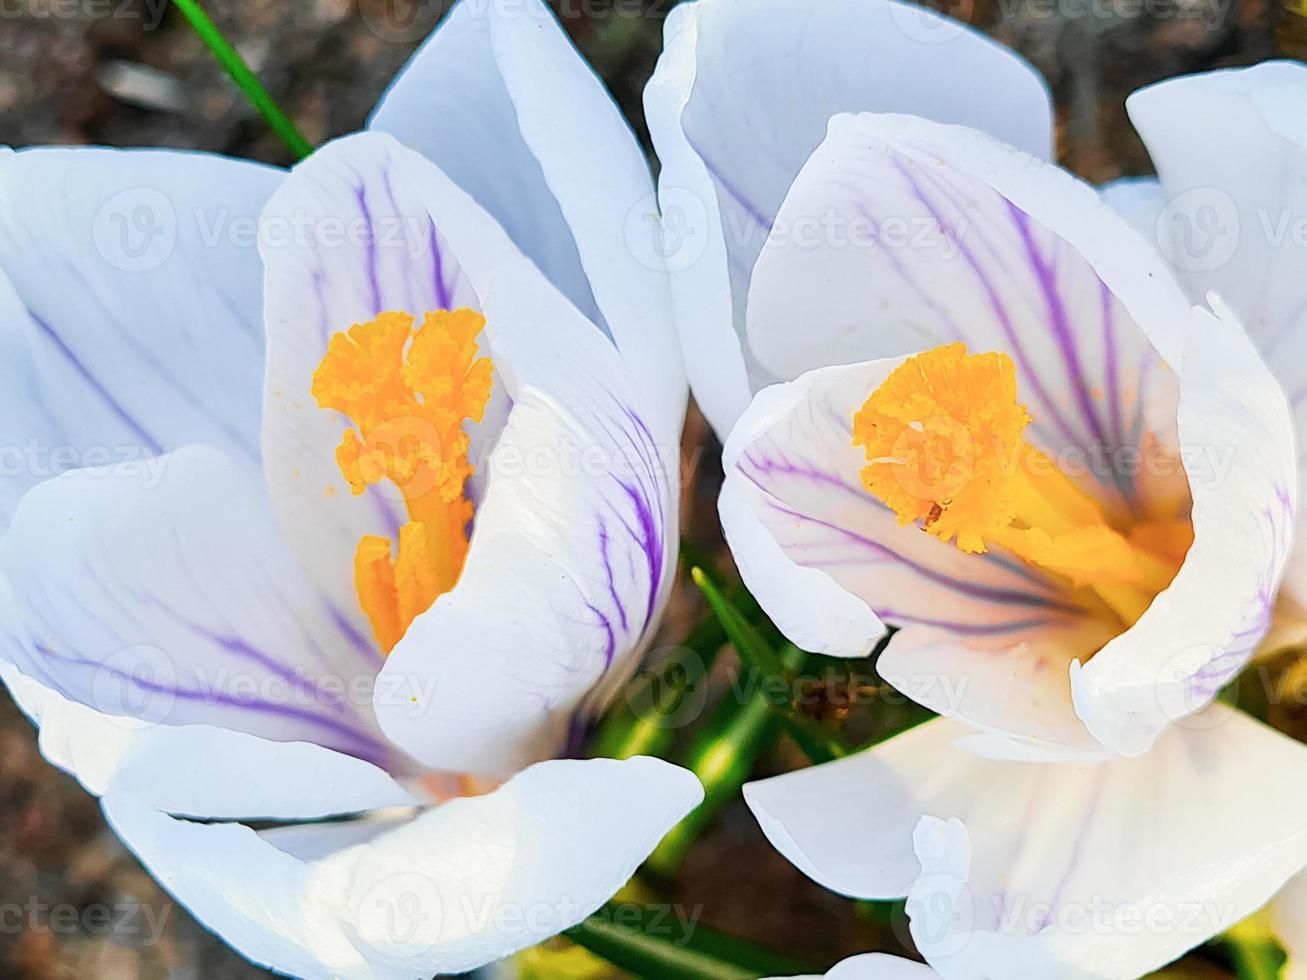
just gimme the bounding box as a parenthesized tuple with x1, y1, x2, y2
(589, 575, 760, 761)
(693, 566, 856, 764)
(645, 642, 807, 877)
(1228, 937, 1285, 980)
(171, 0, 314, 160)
(566, 903, 814, 980)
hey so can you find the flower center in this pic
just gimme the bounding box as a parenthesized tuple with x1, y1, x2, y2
(312, 309, 494, 653)
(853, 343, 1190, 628)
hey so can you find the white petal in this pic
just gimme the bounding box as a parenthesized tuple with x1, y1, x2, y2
(0, 444, 396, 771)
(746, 112, 1188, 514)
(103, 756, 703, 979)
(0, 662, 414, 820)
(1072, 299, 1297, 755)
(0, 147, 280, 525)
(1127, 62, 1307, 644)
(747, 707, 1307, 980)
(1127, 62, 1307, 405)
(645, 0, 1052, 437)
(368, 0, 687, 437)
(369, 0, 597, 326)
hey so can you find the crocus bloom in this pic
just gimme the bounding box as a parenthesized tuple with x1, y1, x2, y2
(0, 1, 700, 976)
(648, 0, 1307, 976)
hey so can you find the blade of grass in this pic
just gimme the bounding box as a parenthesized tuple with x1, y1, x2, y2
(644, 640, 806, 877)
(566, 902, 815, 979)
(691, 567, 790, 679)
(171, 0, 314, 160)
(589, 570, 761, 761)
(1223, 913, 1287, 980)
(693, 567, 857, 763)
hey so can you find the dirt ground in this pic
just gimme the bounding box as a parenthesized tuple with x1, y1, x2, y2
(0, 0, 1293, 977)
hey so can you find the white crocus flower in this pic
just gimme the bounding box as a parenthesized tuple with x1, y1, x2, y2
(648, 0, 1307, 977)
(0, 2, 700, 977)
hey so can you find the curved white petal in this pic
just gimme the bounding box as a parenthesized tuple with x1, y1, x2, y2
(368, 0, 595, 325)
(645, 0, 1052, 437)
(0, 147, 280, 525)
(746, 111, 1187, 507)
(0, 662, 414, 821)
(103, 756, 703, 980)
(746, 707, 1307, 980)
(1072, 299, 1297, 755)
(1127, 62, 1307, 400)
(770, 952, 940, 980)
(1127, 62, 1307, 639)
(369, 0, 685, 438)
(0, 444, 396, 772)
(262, 131, 679, 774)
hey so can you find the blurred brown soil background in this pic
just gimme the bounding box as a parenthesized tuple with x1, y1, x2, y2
(0, 0, 1289, 977)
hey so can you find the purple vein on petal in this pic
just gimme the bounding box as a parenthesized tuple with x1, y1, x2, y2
(758, 494, 1085, 615)
(689, 138, 772, 237)
(34, 645, 392, 767)
(874, 609, 1059, 636)
(739, 451, 1063, 594)
(890, 157, 1084, 450)
(27, 312, 163, 456)
(349, 175, 383, 317)
(1007, 204, 1112, 453)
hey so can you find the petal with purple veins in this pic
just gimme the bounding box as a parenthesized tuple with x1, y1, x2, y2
(0, 148, 281, 527)
(645, 0, 1053, 438)
(0, 445, 396, 776)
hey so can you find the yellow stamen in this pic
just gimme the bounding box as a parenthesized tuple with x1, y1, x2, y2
(853, 343, 1189, 628)
(312, 309, 493, 652)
